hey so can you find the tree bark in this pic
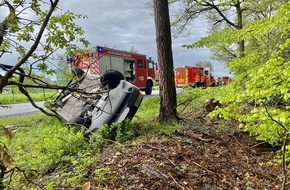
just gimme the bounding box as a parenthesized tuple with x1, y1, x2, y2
(235, 1, 245, 57)
(153, 0, 178, 122)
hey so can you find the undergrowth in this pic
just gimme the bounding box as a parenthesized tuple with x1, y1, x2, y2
(1, 114, 96, 189)
(1, 86, 276, 189)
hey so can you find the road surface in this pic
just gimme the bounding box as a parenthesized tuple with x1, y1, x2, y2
(0, 101, 45, 117)
(0, 89, 184, 117)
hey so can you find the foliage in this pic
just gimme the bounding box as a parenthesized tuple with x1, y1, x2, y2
(169, 0, 286, 62)
(89, 120, 137, 151)
(0, 0, 89, 108)
(209, 2, 290, 147)
(0, 114, 95, 189)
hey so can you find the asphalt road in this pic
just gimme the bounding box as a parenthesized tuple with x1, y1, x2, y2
(0, 89, 184, 118)
(0, 101, 45, 118)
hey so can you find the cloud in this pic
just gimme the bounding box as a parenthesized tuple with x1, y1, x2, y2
(59, 0, 231, 76)
(0, 0, 231, 77)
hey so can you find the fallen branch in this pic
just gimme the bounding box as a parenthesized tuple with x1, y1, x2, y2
(168, 173, 185, 190)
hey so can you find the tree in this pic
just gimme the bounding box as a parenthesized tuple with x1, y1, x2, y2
(0, 0, 89, 112)
(153, 0, 178, 122)
(0, 1, 89, 186)
(168, 0, 245, 60)
(209, 3, 290, 188)
(194, 61, 213, 73)
(168, 0, 286, 62)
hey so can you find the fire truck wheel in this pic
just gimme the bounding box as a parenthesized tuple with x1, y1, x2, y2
(145, 81, 153, 95)
(101, 70, 125, 90)
(71, 67, 85, 79)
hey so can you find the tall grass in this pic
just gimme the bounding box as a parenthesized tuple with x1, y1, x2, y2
(0, 114, 93, 189)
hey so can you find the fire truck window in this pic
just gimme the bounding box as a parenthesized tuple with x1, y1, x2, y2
(149, 61, 154, 69)
(137, 59, 143, 68)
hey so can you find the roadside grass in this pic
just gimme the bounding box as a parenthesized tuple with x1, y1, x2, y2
(0, 86, 223, 188)
(178, 86, 220, 112)
(1, 113, 96, 189)
(0, 91, 57, 104)
(152, 85, 159, 90)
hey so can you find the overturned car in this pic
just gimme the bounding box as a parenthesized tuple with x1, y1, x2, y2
(52, 67, 143, 136)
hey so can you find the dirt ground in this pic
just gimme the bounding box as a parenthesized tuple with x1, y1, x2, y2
(89, 106, 285, 190)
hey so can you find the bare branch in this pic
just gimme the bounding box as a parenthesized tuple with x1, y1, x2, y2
(203, 1, 238, 28)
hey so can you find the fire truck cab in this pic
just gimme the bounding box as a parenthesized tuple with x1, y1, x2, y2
(69, 46, 157, 95)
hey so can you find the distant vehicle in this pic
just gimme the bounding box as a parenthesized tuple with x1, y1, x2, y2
(174, 66, 214, 88)
(220, 76, 232, 85)
(68, 46, 158, 95)
(51, 68, 143, 136)
(209, 75, 216, 87)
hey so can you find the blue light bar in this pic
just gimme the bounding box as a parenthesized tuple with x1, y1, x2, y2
(97, 46, 103, 53)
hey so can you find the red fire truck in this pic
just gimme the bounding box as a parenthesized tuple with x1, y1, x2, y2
(174, 66, 214, 88)
(69, 46, 157, 95)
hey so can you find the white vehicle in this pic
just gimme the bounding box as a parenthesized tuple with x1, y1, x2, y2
(52, 68, 143, 135)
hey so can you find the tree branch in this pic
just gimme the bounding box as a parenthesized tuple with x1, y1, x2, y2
(203, 1, 238, 28)
(263, 102, 288, 132)
(18, 84, 60, 118)
(4, 0, 60, 79)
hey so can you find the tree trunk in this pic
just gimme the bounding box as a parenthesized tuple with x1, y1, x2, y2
(236, 1, 245, 57)
(153, 0, 178, 122)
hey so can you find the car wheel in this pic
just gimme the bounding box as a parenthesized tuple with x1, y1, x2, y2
(101, 70, 124, 89)
(145, 81, 153, 95)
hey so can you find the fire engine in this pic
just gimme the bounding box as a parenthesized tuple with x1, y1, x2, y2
(220, 76, 232, 85)
(69, 46, 157, 95)
(174, 66, 214, 88)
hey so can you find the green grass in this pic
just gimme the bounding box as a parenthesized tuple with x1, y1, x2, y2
(0, 91, 57, 104)
(152, 85, 159, 90)
(1, 114, 94, 189)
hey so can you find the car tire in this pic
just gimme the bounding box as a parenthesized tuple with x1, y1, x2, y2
(145, 81, 153, 95)
(101, 70, 125, 90)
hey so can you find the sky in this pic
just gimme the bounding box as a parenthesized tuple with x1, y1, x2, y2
(0, 0, 231, 77)
(59, 0, 231, 77)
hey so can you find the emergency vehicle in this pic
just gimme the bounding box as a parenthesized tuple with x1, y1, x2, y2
(221, 76, 232, 85)
(174, 66, 214, 88)
(69, 46, 157, 95)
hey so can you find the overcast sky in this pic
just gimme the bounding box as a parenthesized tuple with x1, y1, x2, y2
(59, 0, 231, 77)
(0, 0, 231, 77)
